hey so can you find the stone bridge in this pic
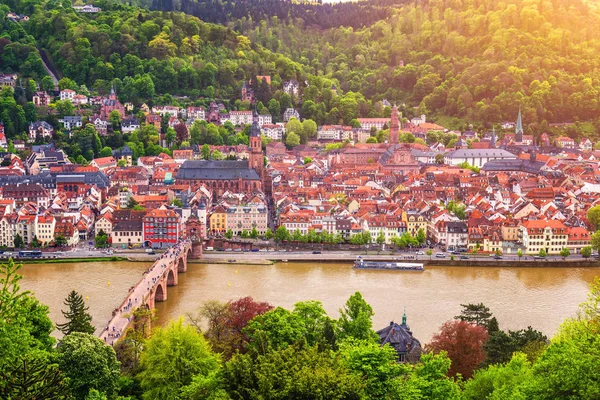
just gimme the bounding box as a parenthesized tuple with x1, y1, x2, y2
(100, 240, 194, 345)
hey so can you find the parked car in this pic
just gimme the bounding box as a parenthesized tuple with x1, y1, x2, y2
(435, 253, 446, 258)
(460, 255, 469, 259)
(534, 255, 545, 260)
(416, 251, 424, 255)
(494, 255, 503, 260)
(312, 251, 322, 254)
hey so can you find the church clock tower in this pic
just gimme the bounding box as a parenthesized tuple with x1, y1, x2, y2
(249, 111, 263, 176)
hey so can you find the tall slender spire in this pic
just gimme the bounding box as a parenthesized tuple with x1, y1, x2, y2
(402, 306, 407, 326)
(490, 126, 496, 148)
(515, 108, 523, 143)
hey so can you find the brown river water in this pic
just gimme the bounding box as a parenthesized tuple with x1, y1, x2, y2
(19, 261, 600, 341)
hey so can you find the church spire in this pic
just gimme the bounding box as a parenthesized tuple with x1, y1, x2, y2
(491, 126, 496, 148)
(515, 108, 523, 143)
(402, 306, 407, 326)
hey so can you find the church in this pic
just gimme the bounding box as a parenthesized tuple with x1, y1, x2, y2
(175, 112, 265, 195)
(376, 312, 422, 363)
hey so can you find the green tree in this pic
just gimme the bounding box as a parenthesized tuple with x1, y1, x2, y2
(30, 236, 41, 248)
(591, 230, 600, 251)
(517, 248, 523, 260)
(201, 144, 210, 160)
(57, 333, 120, 400)
(127, 197, 139, 209)
(455, 303, 494, 328)
(244, 307, 308, 354)
(560, 247, 571, 260)
(165, 128, 176, 149)
(587, 205, 600, 229)
(13, 233, 24, 249)
(464, 352, 533, 400)
(264, 228, 274, 240)
(292, 300, 329, 347)
(94, 230, 109, 248)
(99, 147, 113, 157)
(339, 338, 404, 398)
(0, 258, 55, 373)
(137, 318, 223, 400)
(426, 249, 433, 259)
(416, 228, 426, 244)
(302, 119, 317, 139)
(376, 231, 385, 245)
(56, 290, 95, 335)
(250, 226, 258, 239)
(337, 292, 378, 342)
(538, 248, 547, 258)
(397, 352, 462, 399)
(484, 327, 547, 366)
(54, 234, 68, 247)
(581, 246, 592, 258)
(518, 278, 600, 398)
(275, 226, 291, 242)
(0, 354, 71, 400)
(224, 229, 233, 240)
(285, 131, 300, 148)
(224, 345, 364, 399)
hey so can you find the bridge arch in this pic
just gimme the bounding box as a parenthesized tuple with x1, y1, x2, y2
(178, 256, 187, 273)
(167, 268, 177, 286)
(154, 281, 167, 302)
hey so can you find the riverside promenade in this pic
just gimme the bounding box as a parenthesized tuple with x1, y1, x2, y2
(99, 240, 192, 345)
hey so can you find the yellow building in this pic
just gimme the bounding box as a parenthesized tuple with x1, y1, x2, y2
(209, 205, 227, 234)
(402, 211, 428, 237)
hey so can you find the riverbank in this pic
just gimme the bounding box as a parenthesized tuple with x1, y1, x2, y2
(197, 253, 600, 268)
(12, 256, 127, 264)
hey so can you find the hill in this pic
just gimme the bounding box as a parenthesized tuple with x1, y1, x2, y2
(237, 0, 600, 132)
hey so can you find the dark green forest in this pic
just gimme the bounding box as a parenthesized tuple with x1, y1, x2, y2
(4, 0, 600, 131)
(236, 0, 600, 129)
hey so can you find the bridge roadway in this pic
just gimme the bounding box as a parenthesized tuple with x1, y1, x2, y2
(100, 240, 192, 345)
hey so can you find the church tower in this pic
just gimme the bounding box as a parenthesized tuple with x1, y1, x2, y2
(389, 105, 400, 145)
(490, 126, 497, 148)
(249, 111, 263, 176)
(515, 109, 523, 143)
(109, 82, 117, 100)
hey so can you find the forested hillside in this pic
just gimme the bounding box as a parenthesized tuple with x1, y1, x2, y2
(238, 0, 600, 130)
(18, 2, 311, 101)
(4, 0, 600, 131)
(129, 0, 407, 29)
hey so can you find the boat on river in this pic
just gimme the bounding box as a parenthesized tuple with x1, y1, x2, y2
(354, 257, 424, 271)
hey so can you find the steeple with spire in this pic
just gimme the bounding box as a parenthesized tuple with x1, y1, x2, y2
(109, 82, 116, 100)
(389, 105, 400, 145)
(515, 108, 523, 143)
(490, 126, 497, 148)
(249, 109, 263, 177)
(402, 307, 407, 327)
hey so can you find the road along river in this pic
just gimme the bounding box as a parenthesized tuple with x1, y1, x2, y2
(18, 261, 599, 341)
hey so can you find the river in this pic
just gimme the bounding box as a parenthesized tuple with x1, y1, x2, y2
(18, 261, 599, 341)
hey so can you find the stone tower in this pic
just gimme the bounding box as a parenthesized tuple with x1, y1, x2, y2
(249, 110, 263, 177)
(389, 105, 400, 145)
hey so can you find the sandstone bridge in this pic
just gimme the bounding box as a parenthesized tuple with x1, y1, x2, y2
(100, 239, 198, 345)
